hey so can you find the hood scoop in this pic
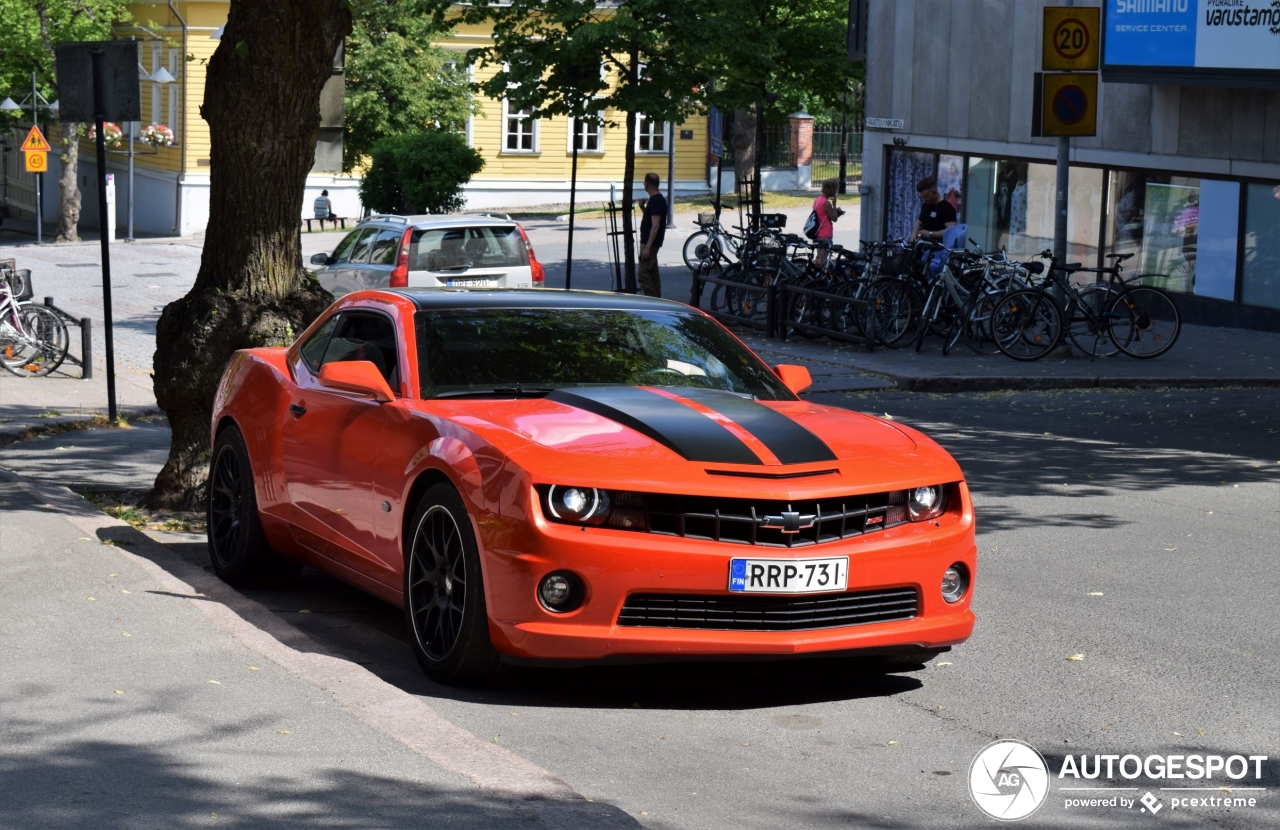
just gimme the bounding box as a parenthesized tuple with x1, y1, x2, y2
(705, 467, 839, 479)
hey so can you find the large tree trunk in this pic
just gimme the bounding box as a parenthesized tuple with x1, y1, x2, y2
(55, 122, 82, 243)
(621, 42, 639, 294)
(148, 0, 350, 510)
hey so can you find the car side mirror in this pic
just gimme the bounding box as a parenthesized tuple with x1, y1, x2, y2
(774, 364, 812, 395)
(318, 361, 394, 402)
(310, 252, 332, 266)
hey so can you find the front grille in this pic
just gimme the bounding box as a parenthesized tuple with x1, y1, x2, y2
(617, 588, 919, 631)
(642, 491, 908, 548)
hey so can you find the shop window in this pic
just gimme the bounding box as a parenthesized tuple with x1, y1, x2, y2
(964, 159, 1093, 260)
(885, 150, 935, 242)
(938, 154, 965, 218)
(1107, 173, 1239, 298)
(1242, 183, 1280, 310)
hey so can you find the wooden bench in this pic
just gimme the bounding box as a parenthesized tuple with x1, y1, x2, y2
(305, 216, 348, 232)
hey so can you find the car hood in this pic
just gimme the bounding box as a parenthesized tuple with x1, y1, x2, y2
(431, 386, 961, 497)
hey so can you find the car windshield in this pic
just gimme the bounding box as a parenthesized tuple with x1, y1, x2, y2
(415, 308, 793, 400)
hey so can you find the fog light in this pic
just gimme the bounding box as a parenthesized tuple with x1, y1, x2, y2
(538, 571, 585, 613)
(941, 563, 968, 603)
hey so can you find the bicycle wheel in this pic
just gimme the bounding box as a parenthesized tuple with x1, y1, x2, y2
(991, 290, 1062, 361)
(862, 279, 923, 349)
(912, 287, 941, 353)
(1067, 284, 1123, 358)
(1109, 286, 1181, 359)
(1, 305, 68, 377)
(683, 231, 719, 271)
(961, 293, 1002, 356)
(734, 269, 771, 323)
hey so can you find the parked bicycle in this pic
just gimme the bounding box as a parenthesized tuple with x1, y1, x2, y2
(990, 250, 1181, 361)
(0, 266, 69, 377)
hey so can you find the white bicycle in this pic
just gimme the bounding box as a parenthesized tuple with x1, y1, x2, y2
(0, 268, 68, 377)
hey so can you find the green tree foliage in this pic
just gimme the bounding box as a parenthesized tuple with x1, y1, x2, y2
(0, 0, 133, 242)
(359, 132, 484, 214)
(462, 0, 707, 292)
(343, 0, 476, 172)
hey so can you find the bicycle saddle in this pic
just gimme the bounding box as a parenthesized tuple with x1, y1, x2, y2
(1023, 261, 1045, 274)
(1106, 253, 1134, 261)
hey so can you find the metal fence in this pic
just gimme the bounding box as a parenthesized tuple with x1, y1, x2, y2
(811, 123, 863, 190)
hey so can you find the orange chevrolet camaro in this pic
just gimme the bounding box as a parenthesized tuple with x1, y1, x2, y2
(207, 289, 976, 683)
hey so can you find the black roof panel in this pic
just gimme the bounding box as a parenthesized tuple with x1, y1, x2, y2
(377, 288, 692, 313)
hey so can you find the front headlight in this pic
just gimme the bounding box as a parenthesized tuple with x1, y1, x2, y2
(539, 486, 649, 530)
(546, 485, 611, 525)
(907, 484, 948, 522)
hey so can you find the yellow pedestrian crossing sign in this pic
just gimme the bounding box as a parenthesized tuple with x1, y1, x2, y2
(21, 125, 52, 153)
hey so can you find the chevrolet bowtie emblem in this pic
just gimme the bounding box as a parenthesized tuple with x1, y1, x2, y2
(760, 509, 817, 534)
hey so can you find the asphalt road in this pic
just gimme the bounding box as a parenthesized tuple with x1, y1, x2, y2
(4, 387, 1277, 828)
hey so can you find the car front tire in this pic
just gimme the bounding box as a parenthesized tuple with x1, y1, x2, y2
(404, 482, 502, 685)
(206, 425, 302, 588)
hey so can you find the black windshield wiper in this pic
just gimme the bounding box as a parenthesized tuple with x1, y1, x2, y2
(434, 385, 554, 399)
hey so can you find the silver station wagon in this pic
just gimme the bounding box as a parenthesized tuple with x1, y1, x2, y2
(310, 214, 546, 297)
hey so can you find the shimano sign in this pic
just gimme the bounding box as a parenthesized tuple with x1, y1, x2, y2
(1103, 0, 1280, 83)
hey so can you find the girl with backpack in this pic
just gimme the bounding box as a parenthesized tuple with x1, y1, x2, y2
(807, 179, 842, 267)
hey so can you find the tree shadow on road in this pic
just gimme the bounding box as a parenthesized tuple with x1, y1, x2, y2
(0, 683, 637, 829)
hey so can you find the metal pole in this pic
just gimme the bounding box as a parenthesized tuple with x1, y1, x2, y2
(91, 49, 119, 424)
(126, 120, 135, 241)
(666, 121, 675, 228)
(32, 70, 42, 245)
(566, 122, 579, 291)
(1054, 136, 1069, 262)
(838, 95, 849, 196)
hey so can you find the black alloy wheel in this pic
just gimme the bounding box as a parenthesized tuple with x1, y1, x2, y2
(404, 483, 502, 684)
(206, 426, 302, 587)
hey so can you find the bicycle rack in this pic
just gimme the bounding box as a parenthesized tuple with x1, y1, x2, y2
(603, 199, 628, 293)
(40, 297, 93, 380)
(689, 271, 877, 352)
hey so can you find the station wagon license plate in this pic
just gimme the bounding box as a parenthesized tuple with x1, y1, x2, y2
(448, 278, 490, 287)
(729, 557, 849, 594)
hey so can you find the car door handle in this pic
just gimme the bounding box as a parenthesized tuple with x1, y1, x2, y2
(290, 402, 307, 418)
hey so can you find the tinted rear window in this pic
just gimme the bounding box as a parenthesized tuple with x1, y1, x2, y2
(409, 227, 528, 272)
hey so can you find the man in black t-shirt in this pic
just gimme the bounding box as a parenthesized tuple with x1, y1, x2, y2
(911, 175, 958, 243)
(638, 172, 667, 297)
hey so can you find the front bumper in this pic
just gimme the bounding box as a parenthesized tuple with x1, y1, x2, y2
(477, 484, 977, 661)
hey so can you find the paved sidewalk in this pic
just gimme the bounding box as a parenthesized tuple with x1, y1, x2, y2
(736, 322, 1280, 393)
(0, 458, 637, 829)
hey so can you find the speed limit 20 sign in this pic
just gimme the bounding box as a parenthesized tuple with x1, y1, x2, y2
(1042, 7, 1099, 72)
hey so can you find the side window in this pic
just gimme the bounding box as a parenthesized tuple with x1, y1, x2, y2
(330, 231, 361, 264)
(368, 228, 403, 265)
(348, 228, 379, 264)
(320, 310, 401, 393)
(299, 314, 338, 374)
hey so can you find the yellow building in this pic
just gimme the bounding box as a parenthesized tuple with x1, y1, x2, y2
(63, 2, 713, 235)
(444, 19, 712, 209)
(69, 1, 355, 236)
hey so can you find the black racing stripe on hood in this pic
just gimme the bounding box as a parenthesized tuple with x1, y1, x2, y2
(546, 387, 762, 465)
(675, 388, 838, 464)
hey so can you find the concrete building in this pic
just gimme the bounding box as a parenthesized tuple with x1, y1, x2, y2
(860, 0, 1280, 330)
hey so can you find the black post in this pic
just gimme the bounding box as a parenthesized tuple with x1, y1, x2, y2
(838, 96, 849, 196)
(91, 49, 118, 423)
(566, 128, 579, 291)
(753, 103, 764, 228)
(80, 317, 93, 379)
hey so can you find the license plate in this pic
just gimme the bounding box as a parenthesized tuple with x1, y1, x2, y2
(728, 557, 849, 594)
(448, 278, 490, 287)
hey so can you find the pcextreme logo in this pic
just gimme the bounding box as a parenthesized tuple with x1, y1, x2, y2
(968, 741, 1271, 821)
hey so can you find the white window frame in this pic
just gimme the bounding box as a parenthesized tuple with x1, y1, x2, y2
(636, 115, 667, 154)
(502, 98, 538, 154)
(465, 63, 475, 148)
(167, 49, 181, 144)
(566, 111, 605, 154)
(149, 42, 162, 126)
